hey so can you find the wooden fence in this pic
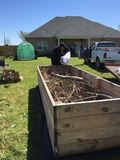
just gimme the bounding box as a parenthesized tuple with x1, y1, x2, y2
(0, 45, 17, 57)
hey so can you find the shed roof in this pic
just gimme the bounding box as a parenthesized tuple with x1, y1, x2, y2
(26, 16, 120, 39)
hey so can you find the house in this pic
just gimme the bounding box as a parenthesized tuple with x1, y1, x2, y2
(26, 16, 120, 56)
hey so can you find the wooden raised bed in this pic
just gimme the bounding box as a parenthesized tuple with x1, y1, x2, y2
(105, 62, 120, 81)
(37, 65, 120, 157)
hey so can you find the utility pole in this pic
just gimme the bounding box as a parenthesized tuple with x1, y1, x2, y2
(118, 24, 120, 31)
(4, 33, 6, 45)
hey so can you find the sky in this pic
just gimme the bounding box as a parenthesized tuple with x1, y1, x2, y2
(0, 0, 120, 45)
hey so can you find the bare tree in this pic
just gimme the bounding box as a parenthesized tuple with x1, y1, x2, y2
(18, 31, 29, 41)
(4, 34, 11, 45)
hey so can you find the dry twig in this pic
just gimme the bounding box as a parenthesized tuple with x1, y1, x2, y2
(51, 72, 83, 80)
(42, 69, 113, 103)
(64, 83, 76, 103)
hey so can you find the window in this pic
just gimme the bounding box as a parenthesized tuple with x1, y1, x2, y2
(90, 43, 95, 50)
(36, 41, 48, 51)
(97, 42, 116, 47)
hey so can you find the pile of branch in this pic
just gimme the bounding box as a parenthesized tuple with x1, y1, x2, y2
(42, 71, 113, 103)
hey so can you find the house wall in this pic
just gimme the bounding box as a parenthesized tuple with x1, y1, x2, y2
(26, 37, 56, 56)
(26, 38, 88, 52)
(26, 37, 120, 56)
(60, 39, 87, 45)
(59, 39, 87, 49)
(58, 38, 120, 47)
(59, 39, 88, 56)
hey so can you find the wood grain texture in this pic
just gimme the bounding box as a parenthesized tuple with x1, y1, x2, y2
(105, 65, 120, 80)
(37, 67, 55, 153)
(56, 113, 120, 132)
(100, 78, 120, 97)
(57, 125, 120, 145)
(57, 136, 120, 157)
(55, 99, 120, 120)
(38, 65, 120, 157)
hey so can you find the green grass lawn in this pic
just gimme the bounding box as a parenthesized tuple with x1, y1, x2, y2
(0, 57, 119, 160)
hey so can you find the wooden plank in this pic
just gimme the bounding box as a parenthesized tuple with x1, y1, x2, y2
(38, 84, 54, 140)
(81, 70, 97, 86)
(55, 99, 120, 120)
(38, 65, 120, 157)
(41, 90, 55, 148)
(106, 65, 120, 80)
(56, 125, 120, 145)
(37, 67, 55, 153)
(70, 66, 103, 93)
(38, 71, 53, 115)
(37, 67, 55, 107)
(70, 65, 98, 86)
(56, 113, 120, 132)
(94, 78, 101, 92)
(69, 65, 82, 77)
(100, 78, 120, 97)
(57, 141, 97, 156)
(57, 136, 120, 157)
(40, 65, 71, 76)
(70, 65, 120, 93)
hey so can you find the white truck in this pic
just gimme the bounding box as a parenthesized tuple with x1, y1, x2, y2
(83, 41, 120, 68)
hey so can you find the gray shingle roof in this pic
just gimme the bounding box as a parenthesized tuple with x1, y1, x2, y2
(26, 16, 120, 38)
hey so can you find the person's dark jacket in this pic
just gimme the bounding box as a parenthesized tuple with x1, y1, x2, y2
(0, 59, 5, 66)
(51, 44, 69, 65)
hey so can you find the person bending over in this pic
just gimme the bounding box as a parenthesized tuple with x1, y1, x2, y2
(51, 42, 71, 65)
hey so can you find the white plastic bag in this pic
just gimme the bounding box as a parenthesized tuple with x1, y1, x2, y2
(116, 67, 120, 76)
(60, 51, 71, 65)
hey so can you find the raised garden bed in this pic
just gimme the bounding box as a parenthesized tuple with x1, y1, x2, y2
(37, 65, 120, 157)
(105, 62, 120, 81)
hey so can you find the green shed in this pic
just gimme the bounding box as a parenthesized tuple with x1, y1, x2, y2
(17, 41, 35, 60)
